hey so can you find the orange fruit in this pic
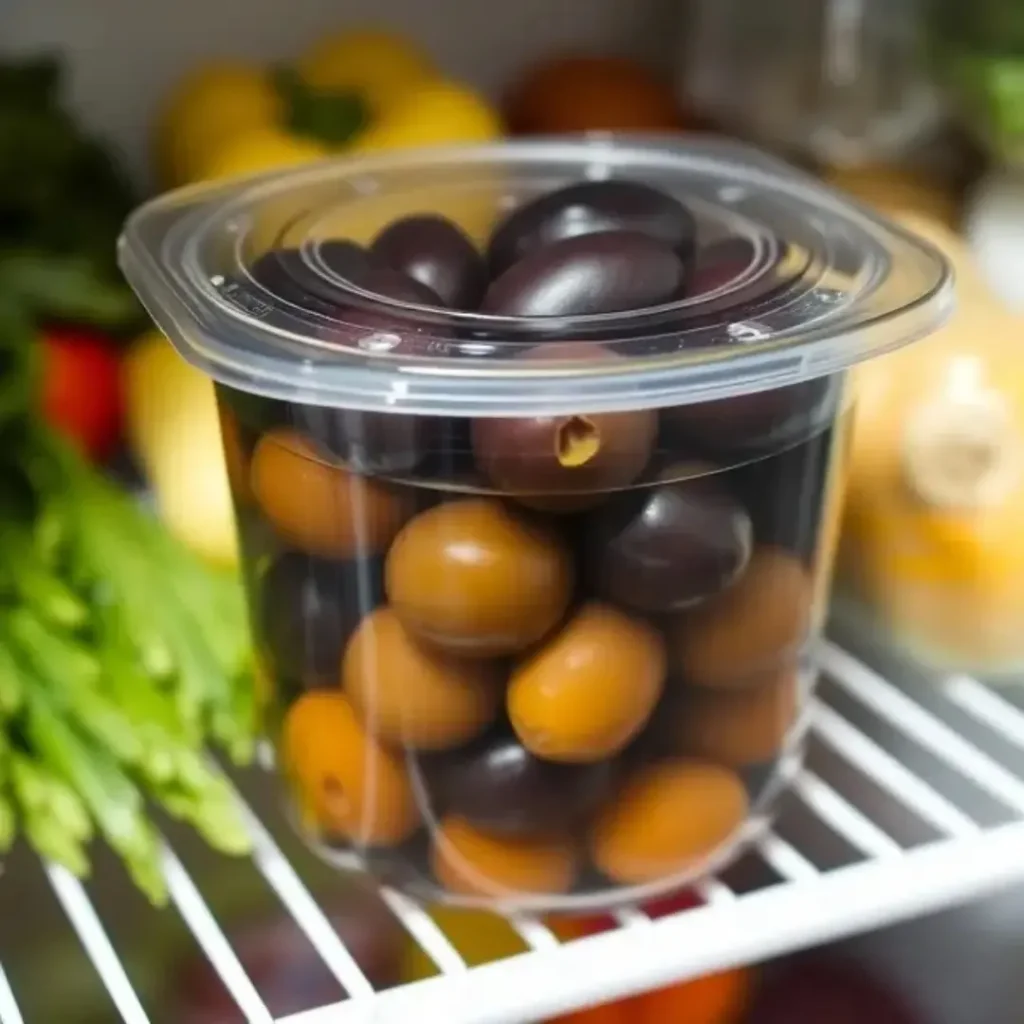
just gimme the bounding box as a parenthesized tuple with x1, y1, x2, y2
(644, 969, 750, 1024)
(549, 968, 750, 1023)
(505, 55, 682, 136)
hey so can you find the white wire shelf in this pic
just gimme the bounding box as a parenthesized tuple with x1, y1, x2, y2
(6, 640, 1024, 1024)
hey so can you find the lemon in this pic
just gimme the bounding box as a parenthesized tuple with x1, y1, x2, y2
(352, 79, 503, 154)
(198, 124, 329, 183)
(298, 28, 435, 115)
(155, 62, 282, 187)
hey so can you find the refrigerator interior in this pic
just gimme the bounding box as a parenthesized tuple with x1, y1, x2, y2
(0, 1, 1023, 1021)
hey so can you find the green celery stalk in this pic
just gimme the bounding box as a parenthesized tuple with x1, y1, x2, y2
(6, 607, 100, 690)
(0, 520, 88, 628)
(154, 771, 252, 858)
(0, 634, 24, 717)
(9, 753, 90, 872)
(24, 689, 167, 904)
(9, 752, 92, 843)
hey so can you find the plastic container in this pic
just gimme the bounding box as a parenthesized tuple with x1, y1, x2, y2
(679, 0, 943, 167)
(837, 212, 1024, 678)
(119, 137, 950, 912)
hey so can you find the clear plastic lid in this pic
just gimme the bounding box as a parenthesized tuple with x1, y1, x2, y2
(118, 136, 953, 416)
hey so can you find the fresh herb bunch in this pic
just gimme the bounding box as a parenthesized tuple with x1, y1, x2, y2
(0, 56, 142, 334)
(0, 423, 256, 903)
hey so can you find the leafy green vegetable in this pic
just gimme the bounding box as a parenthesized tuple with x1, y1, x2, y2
(0, 252, 140, 331)
(0, 54, 142, 336)
(0, 424, 256, 901)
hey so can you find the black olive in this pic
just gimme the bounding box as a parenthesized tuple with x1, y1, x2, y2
(249, 248, 343, 314)
(481, 230, 687, 317)
(259, 552, 384, 690)
(424, 729, 616, 835)
(370, 214, 486, 309)
(585, 467, 753, 613)
(293, 402, 435, 475)
(662, 376, 838, 457)
(487, 180, 697, 274)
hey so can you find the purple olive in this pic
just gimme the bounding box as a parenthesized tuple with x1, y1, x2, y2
(662, 377, 837, 456)
(316, 240, 446, 306)
(249, 244, 443, 316)
(688, 237, 758, 296)
(370, 214, 485, 309)
(487, 180, 697, 274)
(471, 341, 657, 510)
(585, 467, 753, 613)
(249, 247, 342, 315)
(260, 553, 384, 690)
(481, 230, 687, 317)
(426, 730, 616, 835)
(294, 401, 435, 474)
(357, 265, 445, 306)
(316, 239, 377, 282)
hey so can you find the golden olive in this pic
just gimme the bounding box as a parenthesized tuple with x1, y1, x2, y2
(385, 498, 574, 657)
(251, 429, 413, 558)
(282, 692, 419, 846)
(343, 608, 503, 751)
(431, 816, 578, 898)
(670, 546, 814, 689)
(676, 667, 801, 767)
(590, 760, 748, 885)
(508, 602, 666, 763)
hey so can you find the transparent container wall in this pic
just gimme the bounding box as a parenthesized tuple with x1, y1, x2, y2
(221, 380, 851, 912)
(679, 0, 943, 167)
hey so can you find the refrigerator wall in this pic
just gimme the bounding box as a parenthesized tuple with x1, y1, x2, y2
(0, 0, 679, 182)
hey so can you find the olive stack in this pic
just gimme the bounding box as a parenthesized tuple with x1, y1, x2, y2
(220, 179, 843, 909)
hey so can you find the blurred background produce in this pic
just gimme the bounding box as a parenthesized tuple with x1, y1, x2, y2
(504, 55, 683, 135)
(123, 331, 239, 567)
(173, 880, 406, 1021)
(836, 215, 1024, 677)
(155, 27, 502, 188)
(0, 414, 256, 899)
(0, 52, 256, 899)
(745, 956, 923, 1024)
(0, 57, 141, 336)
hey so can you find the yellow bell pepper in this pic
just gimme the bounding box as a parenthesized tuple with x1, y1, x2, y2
(155, 29, 503, 189)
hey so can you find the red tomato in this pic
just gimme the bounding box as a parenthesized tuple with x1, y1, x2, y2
(39, 327, 123, 461)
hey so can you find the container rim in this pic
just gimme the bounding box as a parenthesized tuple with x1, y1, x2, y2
(118, 135, 955, 416)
